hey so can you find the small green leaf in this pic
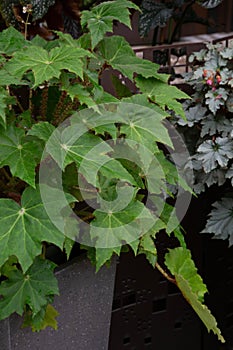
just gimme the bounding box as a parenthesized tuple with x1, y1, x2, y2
(165, 247, 208, 302)
(0, 27, 28, 54)
(165, 248, 225, 340)
(27, 122, 55, 142)
(23, 304, 59, 332)
(0, 68, 25, 86)
(62, 83, 95, 107)
(138, 233, 157, 266)
(0, 257, 58, 320)
(176, 275, 225, 343)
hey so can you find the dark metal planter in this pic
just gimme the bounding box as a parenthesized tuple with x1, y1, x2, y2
(0, 255, 116, 350)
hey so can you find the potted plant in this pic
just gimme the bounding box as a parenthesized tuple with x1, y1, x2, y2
(0, 0, 225, 346)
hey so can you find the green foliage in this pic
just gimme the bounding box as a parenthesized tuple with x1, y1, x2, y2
(174, 42, 233, 246)
(0, 125, 41, 187)
(0, 187, 64, 272)
(0, 0, 223, 340)
(0, 257, 58, 320)
(81, 0, 139, 48)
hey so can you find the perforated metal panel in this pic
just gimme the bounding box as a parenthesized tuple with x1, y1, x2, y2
(109, 252, 202, 350)
(109, 193, 233, 350)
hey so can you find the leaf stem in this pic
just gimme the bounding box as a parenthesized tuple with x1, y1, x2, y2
(155, 261, 176, 284)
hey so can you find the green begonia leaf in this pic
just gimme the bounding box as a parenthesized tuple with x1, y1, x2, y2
(0, 27, 28, 54)
(176, 275, 225, 343)
(27, 122, 55, 142)
(165, 247, 207, 302)
(99, 36, 168, 82)
(0, 125, 41, 187)
(5, 44, 91, 87)
(138, 233, 157, 266)
(0, 187, 65, 272)
(135, 76, 189, 119)
(165, 247, 224, 342)
(0, 68, 25, 86)
(81, 0, 139, 48)
(91, 198, 156, 270)
(95, 247, 121, 271)
(118, 102, 172, 150)
(0, 257, 58, 320)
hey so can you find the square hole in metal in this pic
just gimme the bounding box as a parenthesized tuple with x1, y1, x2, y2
(168, 282, 180, 295)
(152, 298, 167, 313)
(174, 321, 182, 329)
(112, 298, 121, 310)
(144, 336, 152, 344)
(226, 313, 233, 329)
(123, 336, 130, 345)
(123, 292, 136, 307)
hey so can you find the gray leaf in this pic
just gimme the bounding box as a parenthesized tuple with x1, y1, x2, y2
(202, 197, 233, 245)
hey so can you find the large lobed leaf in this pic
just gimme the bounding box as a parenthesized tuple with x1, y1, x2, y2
(98, 36, 168, 82)
(0, 257, 58, 320)
(4, 44, 92, 87)
(0, 187, 65, 272)
(81, 0, 139, 48)
(0, 125, 42, 187)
